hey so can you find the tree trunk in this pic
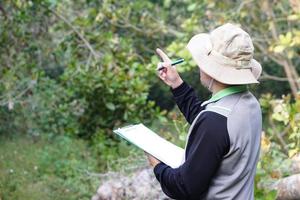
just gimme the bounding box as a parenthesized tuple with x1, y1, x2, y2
(264, 0, 300, 98)
(281, 60, 299, 98)
(288, 60, 300, 89)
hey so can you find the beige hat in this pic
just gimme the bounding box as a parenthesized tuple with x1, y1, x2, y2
(186, 23, 262, 85)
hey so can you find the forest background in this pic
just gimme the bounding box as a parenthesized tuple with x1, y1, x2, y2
(0, 0, 300, 199)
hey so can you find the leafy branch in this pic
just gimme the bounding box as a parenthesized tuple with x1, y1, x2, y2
(42, 4, 102, 60)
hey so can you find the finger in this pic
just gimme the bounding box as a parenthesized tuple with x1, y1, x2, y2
(162, 62, 171, 69)
(159, 70, 163, 76)
(159, 69, 167, 78)
(158, 74, 167, 82)
(158, 67, 167, 76)
(156, 48, 171, 62)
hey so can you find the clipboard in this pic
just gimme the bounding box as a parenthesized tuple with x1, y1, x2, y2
(114, 123, 184, 168)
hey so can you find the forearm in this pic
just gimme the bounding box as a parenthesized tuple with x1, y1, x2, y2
(171, 81, 204, 124)
(154, 163, 189, 199)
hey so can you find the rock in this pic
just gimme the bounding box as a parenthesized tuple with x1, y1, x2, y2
(272, 173, 300, 200)
(92, 168, 169, 200)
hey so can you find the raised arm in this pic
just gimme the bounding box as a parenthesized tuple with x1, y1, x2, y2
(156, 48, 204, 124)
(171, 81, 204, 124)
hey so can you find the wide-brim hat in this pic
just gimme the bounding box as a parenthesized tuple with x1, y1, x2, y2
(186, 23, 262, 85)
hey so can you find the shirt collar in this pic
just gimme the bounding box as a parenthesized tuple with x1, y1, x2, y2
(201, 85, 248, 107)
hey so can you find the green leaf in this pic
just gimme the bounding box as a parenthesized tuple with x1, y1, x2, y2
(187, 3, 197, 11)
(105, 102, 115, 111)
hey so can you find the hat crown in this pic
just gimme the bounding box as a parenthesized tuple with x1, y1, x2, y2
(210, 23, 254, 64)
(186, 23, 262, 85)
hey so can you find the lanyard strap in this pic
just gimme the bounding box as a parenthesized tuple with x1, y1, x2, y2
(201, 85, 247, 106)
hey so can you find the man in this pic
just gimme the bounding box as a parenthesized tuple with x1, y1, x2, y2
(146, 23, 263, 200)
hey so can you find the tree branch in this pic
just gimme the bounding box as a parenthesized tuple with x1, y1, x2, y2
(0, 82, 35, 107)
(43, 6, 101, 59)
(252, 41, 284, 65)
(0, 3, 7, 18)
(260, 72, 300, 83)
(265, 1, 279, 41)
(269, 116, 289, 156)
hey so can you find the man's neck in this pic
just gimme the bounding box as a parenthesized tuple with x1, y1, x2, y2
(211, 81, 228, 95)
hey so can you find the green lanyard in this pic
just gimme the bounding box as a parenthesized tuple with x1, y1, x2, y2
(202, 85, 248, 106)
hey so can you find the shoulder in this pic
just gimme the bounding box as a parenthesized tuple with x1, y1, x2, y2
(189, 111, 230, 156)
(192, 111, 229, 142)
(195, 111, 227, 129)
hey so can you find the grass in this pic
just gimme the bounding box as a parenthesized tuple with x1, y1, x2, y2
(0, 134, 101, 200)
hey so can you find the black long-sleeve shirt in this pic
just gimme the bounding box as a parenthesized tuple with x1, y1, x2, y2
(154, 82, 230, 200)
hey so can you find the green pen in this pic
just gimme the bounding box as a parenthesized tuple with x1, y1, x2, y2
(157, 58, 185, 71)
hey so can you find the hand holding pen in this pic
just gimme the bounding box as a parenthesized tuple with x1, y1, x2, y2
(156, 48, 184, 89)
(157, 58, 184, 71)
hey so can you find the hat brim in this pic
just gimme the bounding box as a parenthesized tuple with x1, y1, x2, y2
(186, 33, 261, 85)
